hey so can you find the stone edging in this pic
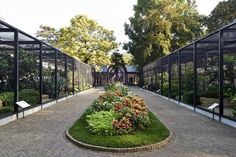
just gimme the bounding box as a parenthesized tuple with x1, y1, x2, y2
(65, 129, 174, 153)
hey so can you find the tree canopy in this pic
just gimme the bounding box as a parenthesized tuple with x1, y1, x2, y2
(206, 0, 236, 33)
(124, 0, 203, 67)
(37, 15, 117, 69)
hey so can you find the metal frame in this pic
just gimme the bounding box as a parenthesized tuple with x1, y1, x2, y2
(0, 20, 94, 117)
(143, 20, 236, 122)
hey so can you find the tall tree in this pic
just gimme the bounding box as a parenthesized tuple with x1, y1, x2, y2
(124, 0, 203, 86)
(36, 25, 58, 45)
(37, 15, 117, 69)
(122, 52, 134, 65)
(124, 0, 203, 67)
(206, 0, 236, 33)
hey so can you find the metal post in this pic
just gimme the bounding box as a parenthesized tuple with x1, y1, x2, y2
(72, 59, 75, 94)
(151, 76, 153, 91)
(178, 51, 182, 102)
(39, 43, 43, 107)
(65, 55, 68, 97)
(13, 31, 19, 113)
(55, 50, 58, 100)
(219, 30, 224, 120)
(161, 61, 163, 95)
(168, 57, 171, 98)
(193, 42, 198, 107)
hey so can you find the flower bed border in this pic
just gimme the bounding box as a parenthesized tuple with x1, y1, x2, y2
(65, 128, 174, 153)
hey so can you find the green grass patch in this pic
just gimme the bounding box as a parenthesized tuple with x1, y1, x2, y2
(69, 111, 170, 148)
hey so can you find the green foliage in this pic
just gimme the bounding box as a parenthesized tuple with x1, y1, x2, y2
(170, 67, 179, 99)
(111, 52, 125, 66)
(230, 94, 236, 104)
(183, 64, 194, 91)
(0, 92, 14, 107)
(98, 91, 122, 103)
(0, 50, 39, 92)
(86, 83, 150, 135)
(233, 107, 236, 118)
(122, 53, 134, 65)
(224, 54, 236, 85)
(206, 0, 236, 33)
(19, 50, 39, 90)
(86, 100, 117, 115)
(0, 107, 13, 114)
(124, 0, 203, 68)
(86, 110, 118, 135)
(37, 15, 117, 69)
(69, 111, 170, 148)
(162, 72, 169, 97)
(104, 83, 117, 92)
(42, 67, 55, 98)
(182, 91, 193, 104)
(224, 84, 236, 98)
(19, 89, 39, 106)
(104, 82, 129, 97)
(0, 50, 14, 92)
(200, 85, 219, 98)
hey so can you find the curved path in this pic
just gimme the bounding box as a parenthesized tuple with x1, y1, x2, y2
(0, 87, 235, 157)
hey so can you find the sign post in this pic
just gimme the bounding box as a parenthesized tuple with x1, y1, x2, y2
(16, 101, 31, 118)
(208, 103, 219, 121)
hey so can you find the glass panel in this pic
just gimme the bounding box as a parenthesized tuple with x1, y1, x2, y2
(162, 57, 169, 97)
(170, 53, 179, 100)
(42, 48, 55, 103)
(180, 45, 194, 105)
(0, 45, 14, 117)
(18, 47, 40, 107)
(197, 33, 219, 112)
(223, 24, 236, 119)
(68, 57, 74, 95)
(57, 52, 66, 98)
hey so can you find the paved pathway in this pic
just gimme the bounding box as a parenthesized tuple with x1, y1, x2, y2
(0, 87, 235, 157)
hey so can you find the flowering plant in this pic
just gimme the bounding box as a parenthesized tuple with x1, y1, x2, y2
(86, 83, 150, 135)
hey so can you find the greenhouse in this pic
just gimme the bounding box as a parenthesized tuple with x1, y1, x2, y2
(0, 20, 94, 118)
(143, 21, 236, 121)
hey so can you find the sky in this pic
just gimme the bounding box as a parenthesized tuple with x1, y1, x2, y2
(0, 0, 224, 44)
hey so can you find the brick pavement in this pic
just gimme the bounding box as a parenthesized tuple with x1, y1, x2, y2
(0, 87, 235, 157)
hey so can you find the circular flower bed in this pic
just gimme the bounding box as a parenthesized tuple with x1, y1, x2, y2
(67, 83, 171, 151)
(85, 83, 150, 135)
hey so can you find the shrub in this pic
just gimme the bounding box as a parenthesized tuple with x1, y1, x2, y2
(113, 96, 150, 134)
(105, 82, 129, 96)
(230, 94, 236, 103)
(224, 84, 236, 98)
(182, 91, 201, 105)
(85, 83, 150, 135)
(86, 110, 118, 135)
(86, 100, 116, 115)
(19, 89, 39, 105)
(200, 85, 219, 98)
(233, 107, 236, 118)
(0, 107, 13, 114)
(98, 91, 122, 103)
(104, 83, 117, 92)
(0, 92, 14, 107)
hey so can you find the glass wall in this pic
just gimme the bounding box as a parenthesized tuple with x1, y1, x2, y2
(0, 44, 14, 117)
(143, 21, 236, 122)
(42, 46, 56, 103)
(197, 33, 219, 112)
(162, 57, 169, 97)
(170, 53, 179, 100)
(223, 23, 236, 119)
(68, 57, 74, 95)
(0, 21, 94, 118)
(179, 45, 194, 105)
(18, 47, 40, 106)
